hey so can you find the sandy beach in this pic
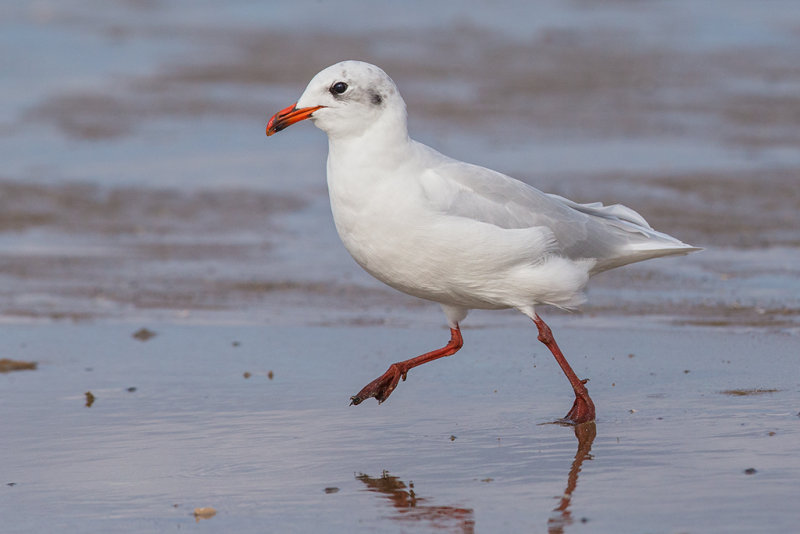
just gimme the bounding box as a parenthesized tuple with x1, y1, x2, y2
(1, 1, 799, 532)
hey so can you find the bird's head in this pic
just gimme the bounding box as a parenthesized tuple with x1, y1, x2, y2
(266, 60, 407, 140)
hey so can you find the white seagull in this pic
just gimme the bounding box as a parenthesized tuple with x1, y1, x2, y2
(266, 60, 699, 424)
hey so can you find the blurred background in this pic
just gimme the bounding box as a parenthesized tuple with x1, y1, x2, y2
(1, 0, 799, 327)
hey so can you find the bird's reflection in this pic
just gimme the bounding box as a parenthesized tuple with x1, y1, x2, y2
(548, 422, 596, 533)
(355, 470, 475, 533)
(357, 422, 595, 533)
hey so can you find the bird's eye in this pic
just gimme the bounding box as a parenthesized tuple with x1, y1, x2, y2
(330, 81, 348, 95)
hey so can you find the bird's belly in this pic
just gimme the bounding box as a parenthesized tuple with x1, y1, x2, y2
(330, 207, 512, 310)
(337, 220, 445, 297)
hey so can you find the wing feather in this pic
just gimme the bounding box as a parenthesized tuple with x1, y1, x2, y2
(416, 145, 697, 273)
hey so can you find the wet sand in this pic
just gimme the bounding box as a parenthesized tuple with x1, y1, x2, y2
(2, 322, 798, 532)
(2, 1, 800, 532)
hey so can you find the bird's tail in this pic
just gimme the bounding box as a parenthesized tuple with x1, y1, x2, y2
(546, 193, 701, 274)
(594, 225, 701, 274)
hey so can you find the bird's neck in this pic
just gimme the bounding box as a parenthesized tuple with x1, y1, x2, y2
(327, 116, 412, 171)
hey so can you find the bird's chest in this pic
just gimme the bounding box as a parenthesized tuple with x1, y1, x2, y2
(327, 176, 437, 290)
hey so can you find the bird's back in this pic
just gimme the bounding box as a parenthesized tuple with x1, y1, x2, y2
(414, 141, 699, 275)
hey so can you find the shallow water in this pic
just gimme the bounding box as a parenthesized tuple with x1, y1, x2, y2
(2, 323, 798, 533)
(1, 1, 800, 532)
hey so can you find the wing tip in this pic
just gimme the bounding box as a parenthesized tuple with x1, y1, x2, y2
(627, 242, 702, 256)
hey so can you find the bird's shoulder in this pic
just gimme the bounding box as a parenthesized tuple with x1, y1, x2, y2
(412, 144, 568, 229)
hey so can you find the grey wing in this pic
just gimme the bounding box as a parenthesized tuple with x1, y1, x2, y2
(420, 158, 698, 274)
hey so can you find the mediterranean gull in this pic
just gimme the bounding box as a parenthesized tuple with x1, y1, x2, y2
(266, 60, 699, 424)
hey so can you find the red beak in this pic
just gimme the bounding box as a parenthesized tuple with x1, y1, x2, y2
(266, 103, 324, 136)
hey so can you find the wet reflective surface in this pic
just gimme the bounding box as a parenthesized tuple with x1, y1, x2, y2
(547, 423, 596, 534)
(1, 324, 798, 532)
(2, 1, 800, 532)
(357, 471, 475, 532)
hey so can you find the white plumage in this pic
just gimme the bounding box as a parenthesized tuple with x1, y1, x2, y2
(267, 60, 699, 423)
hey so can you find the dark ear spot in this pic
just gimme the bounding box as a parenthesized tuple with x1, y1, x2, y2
(371, 92, 383, 106)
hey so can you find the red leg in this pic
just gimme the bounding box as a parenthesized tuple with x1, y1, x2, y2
(350, 326, 463, 405)
(533, 314, 596, 424)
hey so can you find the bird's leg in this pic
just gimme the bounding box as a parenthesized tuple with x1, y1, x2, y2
(532, 314, 596, 424)
(350, 326, 463, 406)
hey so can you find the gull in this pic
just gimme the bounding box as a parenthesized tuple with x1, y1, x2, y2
(266, 60, 699, 424)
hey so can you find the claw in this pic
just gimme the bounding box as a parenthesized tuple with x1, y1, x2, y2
(350, 363, 404, 406)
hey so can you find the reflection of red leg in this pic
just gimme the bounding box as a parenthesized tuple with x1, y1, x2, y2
(532, 314, 596, 424)
(350, 326, 464, 406)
